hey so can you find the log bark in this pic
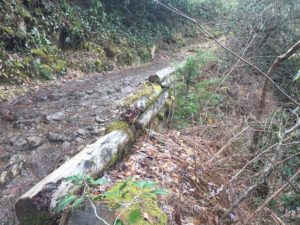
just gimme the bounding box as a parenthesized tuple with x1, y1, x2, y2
(148, 66, 177, 84)
(161, 74, 177, 88)
(135, 91, 169, 129)
(15, 130, 131, 225)
(120, 86, 163, 124)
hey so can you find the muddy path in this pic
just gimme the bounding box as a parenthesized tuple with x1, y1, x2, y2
(0, 54, 185, 224)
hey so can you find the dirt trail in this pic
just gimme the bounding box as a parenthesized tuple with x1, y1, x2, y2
(0, 53, 186, 224)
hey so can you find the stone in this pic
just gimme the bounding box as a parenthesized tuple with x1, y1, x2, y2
(61, 204, 115, 225)
(121, 86, 134, 94)
(0, 171, 10, 186)
(11, 161, 24, 177)
(85, 90, 94, 95)
(26, 136, 42, 149)
(46, 111, 65, 121)
(107, 89, 114, 94)
(10, 136, 27, 150)
(95, 116, 107, 124)
(47, 132, 70, 142)
(62, 141, 71, 151)
(76, 129, 86, 136)
(74, 137, 83, 143)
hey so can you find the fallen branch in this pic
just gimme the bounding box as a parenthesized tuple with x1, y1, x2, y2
(219, 118, 300, 223)
(204, 126, 249, 166)
(258, 40, 300, 118)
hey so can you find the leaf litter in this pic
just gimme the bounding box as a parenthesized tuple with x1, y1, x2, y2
(95, 130, 238, 225)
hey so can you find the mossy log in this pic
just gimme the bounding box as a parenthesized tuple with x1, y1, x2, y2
(148, 61, 186, 86)
(120, 85, 163, 123)
(135, 90, 169, 129)
(148, 66, 177, 84)
(161, 74, 177, 88)
(15, 131, 131, 225)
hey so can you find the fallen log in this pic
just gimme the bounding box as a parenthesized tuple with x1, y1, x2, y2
(148, 61, 186, 85)
(120, 83, 163, 124)
(161, 74, 177, 88)
(148, 66, 176, 84)
(15, 130, 131, 225)
(135, 90, 169, 129)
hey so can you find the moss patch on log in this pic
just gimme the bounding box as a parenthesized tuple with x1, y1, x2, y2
(123, 82, 162, 108)
(106, 120, 134, 141)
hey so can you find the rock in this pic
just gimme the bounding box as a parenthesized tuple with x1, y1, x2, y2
(76, 129, 86, 136)
(47, 132, 70, 142)
(46, 111, 65, 121)
(60, 204, 115, 225)
(85, 90, 94, 95)
(0, 171, 10, 186)
(10, 136, 27, 150)
(62, 141, 70, 150)
(98, 127, 106, 136)
(74, 137, 83, 143)
(0, 148, 10, 160)
(11, 161, 24, 177)
(121, 86, 134, 94)
(26, 136, 42, 149)
(87, 125, 98, 132)
(95, 116, 107, 124)
(107, 89, 114, 94)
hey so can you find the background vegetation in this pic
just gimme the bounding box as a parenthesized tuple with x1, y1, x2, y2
(0, 0, 223, 83)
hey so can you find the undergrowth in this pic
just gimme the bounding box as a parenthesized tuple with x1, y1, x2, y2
(55, 174, 168, 225)
(0, 0, 224, 84)
(174, 50, 224, 129)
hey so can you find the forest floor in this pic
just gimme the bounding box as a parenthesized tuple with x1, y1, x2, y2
(95, 47, 280, 224)
(0, 38, 214, 225)
(0, 37, 280, 225)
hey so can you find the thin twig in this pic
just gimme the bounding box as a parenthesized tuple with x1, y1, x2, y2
(154, 0, 300, 106)
(249, 168, 300, 219)
(83, 182, 111, 225)
(205, 126, 249, 166)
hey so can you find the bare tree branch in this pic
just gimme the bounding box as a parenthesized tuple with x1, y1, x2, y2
(258, 40, 300, 117)
(249, 168, 300, 220)
(154, 0, 300, 106)
(219, 118, 300, 223)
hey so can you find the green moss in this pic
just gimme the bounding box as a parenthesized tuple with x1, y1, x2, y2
(31, 48, 55, 63)
(138, 47, 151, 62)
(157, 112, 165, 120)
(0, 26, 14, 36)
(107, 120, 134, 140)
(124, 82, 162, 108)
(38, 64, 53, 80)
(117, 48, 135, 65)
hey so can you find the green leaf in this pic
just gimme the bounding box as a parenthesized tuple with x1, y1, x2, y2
(55, 195, 76, 212)
(65, 174, 86, 185)
(293, 69, 300, 81)
(150, 189, 168, 195)
(89, 177, 110, 186)
(128, 208, 142, 224)
(72, 197, 84, 209)
(115, 219, 125, 225)
(134, 180, 156, 189)
(119, 178, 132, 191)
